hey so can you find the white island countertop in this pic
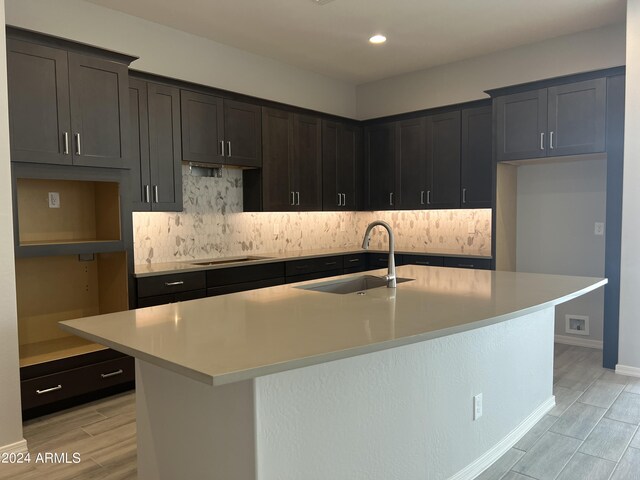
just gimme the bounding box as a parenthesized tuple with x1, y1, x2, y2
(60, 266, 606, 386)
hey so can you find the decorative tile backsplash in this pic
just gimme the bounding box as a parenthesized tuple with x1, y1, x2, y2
(132, 166, 492, 265)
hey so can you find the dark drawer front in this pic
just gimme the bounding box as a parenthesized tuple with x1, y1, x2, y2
(285, 269, 343, 284)
(344, 265, 367, 275)
(343, 253, 367, 269)
(21, 357, 134, 410)
(403, 255, 444, 267)
(137, 289, 207, 308)
(367, 253, 405, 269)
(443, 257, 492, 270)
(207, 262, 285, 288)
(207, 277, 285, 297)
(137, 272, 206, 297)
(285, 256, 344, 277)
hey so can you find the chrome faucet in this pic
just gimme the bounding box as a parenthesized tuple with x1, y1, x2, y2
(362, 221, 396, 288)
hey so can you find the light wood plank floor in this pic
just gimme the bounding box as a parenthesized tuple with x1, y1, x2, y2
(1, 344, 639, 480)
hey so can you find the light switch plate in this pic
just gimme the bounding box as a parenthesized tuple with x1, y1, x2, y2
(594, 222, 605, 236)
(48, 192, 60, 208)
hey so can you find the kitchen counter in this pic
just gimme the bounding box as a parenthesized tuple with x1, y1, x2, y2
(61, 265, 603, 386)
(133, 245, 492, 277)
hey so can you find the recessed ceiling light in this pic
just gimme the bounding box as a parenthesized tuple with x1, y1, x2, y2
(369, 34, 387, 45)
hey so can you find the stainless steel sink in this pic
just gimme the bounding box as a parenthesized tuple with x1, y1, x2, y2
(189, 256, 271, 266)
(298, 275, 413, 295)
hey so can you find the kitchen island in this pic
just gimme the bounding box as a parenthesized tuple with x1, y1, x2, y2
(60, 265, 606, 480)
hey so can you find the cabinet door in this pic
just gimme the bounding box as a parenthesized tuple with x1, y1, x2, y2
(322, 121, 361, 211)
(427, 111, 461, 209)
(461, 106, 492, 208)
(397, 118, 427, 210)
(148, 83, 182, 212)
(7, 40, 72, 165)
(180, 90, 224, 164)
(548, 78, 606, 156)
(262, 107, 294, 211)
(129, 79, 151, 212)
(68, 53, 129, 168)
(365, 123, 396, 210)
(224, 99, 262, 168)
(495, 89, 547, 161)
(293, 114, 322, 211)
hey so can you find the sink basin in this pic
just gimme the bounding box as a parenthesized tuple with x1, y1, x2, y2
(189, 256, 271, 266)
(298, 275, 413, 295)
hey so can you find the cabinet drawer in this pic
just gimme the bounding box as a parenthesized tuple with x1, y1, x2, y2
(443, 257, 492, 270)
(403, 255, 444, 267)
(285, 255, 343, 276)
(343, 253, 366, 268)
(207, 277, 284, 297)
(137, 289, 207, 307)
(137, 272, 206, 297)
(21, 357, 134, 410)
(207, 262, 285, 288)
(367, 253, 404, 268)
(285, 269, 343, 284)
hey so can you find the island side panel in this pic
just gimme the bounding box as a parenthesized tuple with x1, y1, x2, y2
(254, 307, 555, 480)
(135, 360, 256, 480)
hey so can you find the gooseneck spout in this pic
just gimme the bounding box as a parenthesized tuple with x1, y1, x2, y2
(361, 221, 396, 288)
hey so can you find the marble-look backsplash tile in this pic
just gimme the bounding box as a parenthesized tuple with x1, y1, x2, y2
(133, 166, 492, 264)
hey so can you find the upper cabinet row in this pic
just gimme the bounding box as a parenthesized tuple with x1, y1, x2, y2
(495, 78, 606, 161)
(365, 106, 492, 211)
(7, 39, 132, 169)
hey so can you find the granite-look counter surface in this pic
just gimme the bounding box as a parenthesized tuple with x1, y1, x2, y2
(61, 265, 605, 386)
(133, 246, 493, 277)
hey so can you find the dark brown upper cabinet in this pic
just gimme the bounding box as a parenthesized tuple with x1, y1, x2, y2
(180, 91, 262, 168)
(322, 121, 362, 211)
(249, 108, 321, 212)
(461, 106, 492, 208)
(495, 78, 606, 161)
(396, 117, 427, 210)
(7, 38, 131, 168)
(130, 78, 182, 212)
(365, 123, 396, 210)
(426, 111, 461, 209)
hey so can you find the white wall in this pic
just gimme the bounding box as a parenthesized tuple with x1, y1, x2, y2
(619, 0, 640, 373)
(4, 0, 357, 119)
(356, 23, 626, 119)
(0, 0, 25, 452)
(516, 158, 607, 343)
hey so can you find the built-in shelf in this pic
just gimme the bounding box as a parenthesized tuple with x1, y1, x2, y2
(15, 252, 129, 368)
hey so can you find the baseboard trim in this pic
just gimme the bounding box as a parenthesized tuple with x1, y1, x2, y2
(616, 364, 640, 378)
(0, 439, 28, 455)
(554, 335, 603, 350)
(448, 396, 555, 480)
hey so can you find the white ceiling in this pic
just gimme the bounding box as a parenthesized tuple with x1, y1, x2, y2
(86, 0, 625, 84)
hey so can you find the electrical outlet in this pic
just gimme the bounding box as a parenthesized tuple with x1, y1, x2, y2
(473, 393, 483, 420)
(48, 192, 60, 209)
(594, 222, 605, 236)
(468, 222, 475, 235)
(565, 314, 590, 336)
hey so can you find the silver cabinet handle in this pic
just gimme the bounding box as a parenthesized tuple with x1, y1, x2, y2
(227, 141, 232, 157)
(63, 132, 69, 155)
(550, 131, 555, 149)
(291, 191, 295, 206)
(220, 140, 225, 157)
(144, 185, 150, 203)
(343, 193, 346, 205)
(325, 261, 338, 266)
(164, 281, 185, 286)
(420, 191, 425, 205)
(427, 190, 431, 205)
(389, 192, 393, 206)
(540, 132, 544, 150)
(101, 369, 123, 379)
(348, 258, 360, 263)
(337, 193, 342, 206)
(457, 264, 475, 268)
(153, 185, 159, 203)
(296, 191, 300, 206)
(36, 385, 62, 395)
(462, 188, 467, 204)
(74, 133, 81, 155)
